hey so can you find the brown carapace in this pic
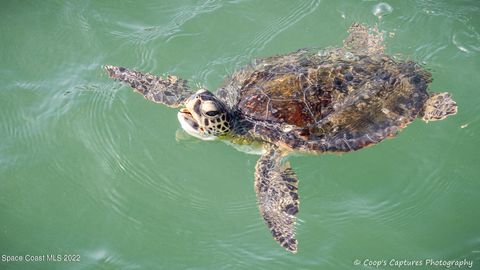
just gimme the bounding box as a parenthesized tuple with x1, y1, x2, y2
(225, 49, 436, 153)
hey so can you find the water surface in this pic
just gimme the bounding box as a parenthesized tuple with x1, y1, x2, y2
(1, 0, 479, 269)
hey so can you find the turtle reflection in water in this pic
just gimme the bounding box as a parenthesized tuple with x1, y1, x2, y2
(104, 23, 457, 253)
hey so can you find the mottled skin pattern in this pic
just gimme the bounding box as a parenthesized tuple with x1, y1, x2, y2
(104, 23, 457, 254)
(104, 65, 191, 107)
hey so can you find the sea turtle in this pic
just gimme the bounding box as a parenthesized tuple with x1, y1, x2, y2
(104, 23, 457, 253)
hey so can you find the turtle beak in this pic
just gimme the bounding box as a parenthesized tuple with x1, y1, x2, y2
(178, 108, 196, 127)
(177, 108, 200, 136)
(177, 107, 216, 141)
(179, 107, 191, 115)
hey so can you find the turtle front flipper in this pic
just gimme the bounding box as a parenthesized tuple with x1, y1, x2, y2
(104, 65, 192, 108)
(421, 92, 457, 122)
(254, 145, 299, 253)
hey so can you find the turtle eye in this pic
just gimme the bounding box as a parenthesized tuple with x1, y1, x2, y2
(205, 110, 219, 117)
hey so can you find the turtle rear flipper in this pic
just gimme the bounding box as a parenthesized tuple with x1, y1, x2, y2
(421, 92, 457, 122)
(343, 22, 384, 55)
(104, 65, 192, 108)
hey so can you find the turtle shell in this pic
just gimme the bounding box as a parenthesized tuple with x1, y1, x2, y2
(221, 49, 431, 152)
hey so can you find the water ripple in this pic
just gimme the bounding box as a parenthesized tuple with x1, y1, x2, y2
(244, 0, 320, 57)
(320, 156, 455, 229)
(135, 46, 157, 73)
(225, 199, 256, 215)
(73, 79, 196, 226)
(85, 248, 141, 269)
(111, 1, 224, 46)
(452, 30, 480, 54)
(106, 186, 143, 228)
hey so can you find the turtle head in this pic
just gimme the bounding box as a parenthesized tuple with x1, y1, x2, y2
(177, 89, 231, 140)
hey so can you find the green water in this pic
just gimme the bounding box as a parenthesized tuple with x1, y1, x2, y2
(1, 0, 479, 269)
